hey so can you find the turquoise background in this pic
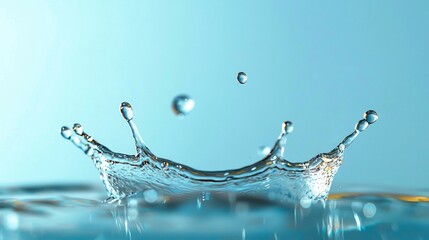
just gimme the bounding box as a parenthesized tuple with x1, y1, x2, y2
(0, 1, 428, 190)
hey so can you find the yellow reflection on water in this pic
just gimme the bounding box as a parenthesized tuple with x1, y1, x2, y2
(328, 193, 429, 203)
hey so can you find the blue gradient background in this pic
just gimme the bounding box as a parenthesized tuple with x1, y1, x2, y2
(0, 1, 428, 190)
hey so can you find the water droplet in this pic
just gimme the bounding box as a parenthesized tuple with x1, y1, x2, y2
(364, 110, 378, 124)
(73, 123, 83, 136)
(355, 119, 369, 131)
(60, 126, 72, 139)
(172, 95, 195, 116)
(237, 72, 248, 84)
(282, 121, 294, 134)
(120, 102, 134, 121)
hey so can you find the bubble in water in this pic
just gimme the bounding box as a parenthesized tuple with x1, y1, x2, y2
(120, 102, 134, 121)
(172, 95, 195, 116)
(60, 126, 72, 139)
(355, 119, 369, 131)
(237, 72, 248, 84)
(364, 110, 378, 124)
(282, 121, 294, 134)
(363, 202, 377, 218)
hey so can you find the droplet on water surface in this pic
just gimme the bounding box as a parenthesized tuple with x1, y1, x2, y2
(237, 72, 248, 84)
(172, 95, 195, 116)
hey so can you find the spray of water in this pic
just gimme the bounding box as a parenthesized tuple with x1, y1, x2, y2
(60, 102, 378, 203)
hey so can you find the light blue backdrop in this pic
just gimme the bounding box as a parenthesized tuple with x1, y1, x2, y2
(0, 1, 428, 190)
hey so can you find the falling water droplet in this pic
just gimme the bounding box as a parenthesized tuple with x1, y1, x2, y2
(120, 102, 134, 121)
(172, 95, 195, 116)
(282, 121, 294, 134)
(237, 72, 248, 84)
(60, 126, 72, 139)
(355, 119, 369, 132)
(364, 110, 378, 124)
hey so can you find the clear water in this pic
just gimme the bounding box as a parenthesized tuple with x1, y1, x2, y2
(2, 102, 427, 239)
(0, 185, 428, 240)
(60, 102, 377, 203)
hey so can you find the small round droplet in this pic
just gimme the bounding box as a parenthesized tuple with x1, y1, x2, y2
(364, 110, 378, 124)
(73, 123, 83, 136)
(237, 72, 248, 84)
(172, 95, 195, 116)
(120, 102, 133, 121)
(356, 119, 369, 131)
(282, 121, 294, 134)
(60, 126, 72, 139)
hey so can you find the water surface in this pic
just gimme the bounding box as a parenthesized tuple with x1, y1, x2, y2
(1, 185, 428, 240)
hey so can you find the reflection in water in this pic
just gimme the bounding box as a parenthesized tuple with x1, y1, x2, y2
(0, 185, 429, 240)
